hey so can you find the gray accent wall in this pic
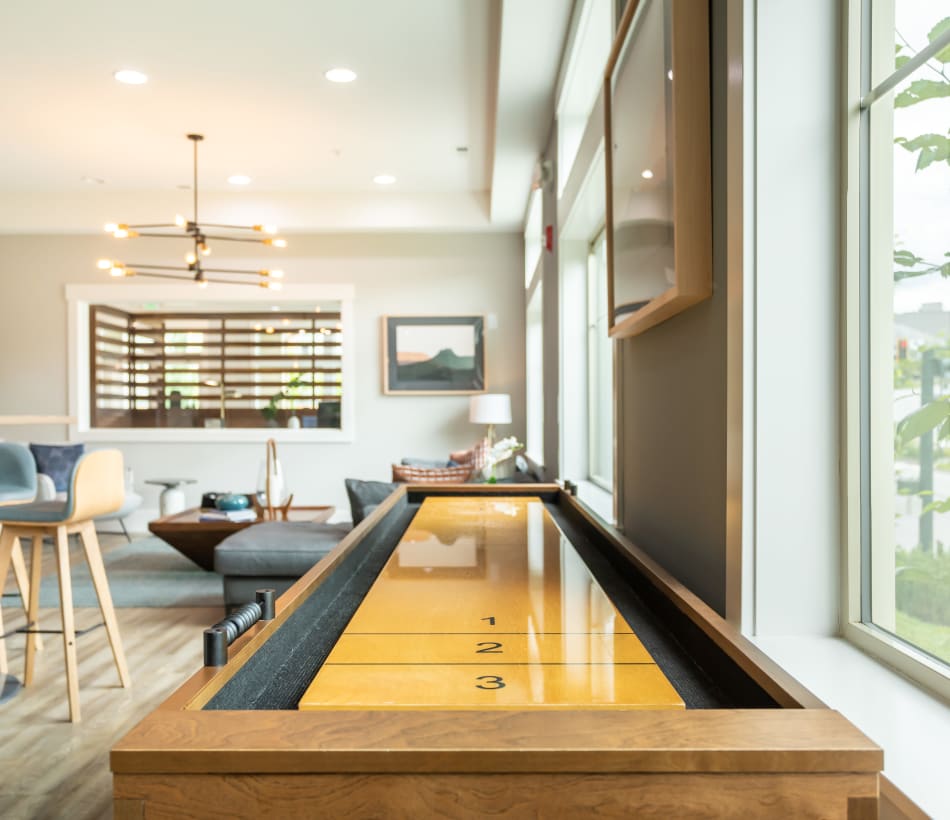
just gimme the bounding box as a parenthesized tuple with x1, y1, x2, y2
(618, 1, 728, 615)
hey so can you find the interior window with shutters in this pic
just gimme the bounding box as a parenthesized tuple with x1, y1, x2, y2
(89, 304, 343, 429)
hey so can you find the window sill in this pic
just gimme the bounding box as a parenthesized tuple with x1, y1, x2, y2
(753, 634, 949, 817)
(71, 427, 354, 444)
(575, 479, 614, 524)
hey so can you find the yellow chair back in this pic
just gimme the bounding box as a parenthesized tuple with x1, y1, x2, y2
(67, 449, 124, 522)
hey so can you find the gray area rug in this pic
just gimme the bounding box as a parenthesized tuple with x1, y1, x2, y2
(5, 536, 223, 608)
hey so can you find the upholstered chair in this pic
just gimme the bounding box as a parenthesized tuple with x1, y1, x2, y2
(0, 442, 40, 680)
(0, 449, 131, 722)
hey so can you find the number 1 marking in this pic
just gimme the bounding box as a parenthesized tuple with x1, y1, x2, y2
(481, 616, 495, 626)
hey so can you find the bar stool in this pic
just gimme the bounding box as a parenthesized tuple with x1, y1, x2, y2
(0, 449, 131, 721)
(0, 442, 40, 685)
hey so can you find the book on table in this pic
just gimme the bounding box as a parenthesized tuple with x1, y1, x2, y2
(198, 509, 258, 523)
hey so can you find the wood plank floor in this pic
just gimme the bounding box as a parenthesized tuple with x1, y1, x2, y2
(1, 532, 223, 819)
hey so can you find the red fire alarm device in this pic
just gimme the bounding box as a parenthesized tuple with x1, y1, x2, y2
(545, 224, 553, 252)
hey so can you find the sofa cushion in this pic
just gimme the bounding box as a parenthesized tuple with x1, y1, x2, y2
(344, 478, 397, 525)
(30, 443, 84, 492)
(214, 521, 351, 577)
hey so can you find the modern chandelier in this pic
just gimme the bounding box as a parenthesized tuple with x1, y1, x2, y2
(97, 133, 286, 289)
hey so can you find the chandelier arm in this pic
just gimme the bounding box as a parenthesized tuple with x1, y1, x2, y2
(125, 223, 180, 229)
(201, 235, 274, 244)
(193, 135, 199, 226)
(198, 223, 264, 231)
(128, 232, 194, 238)
(201, 268, 270, 275)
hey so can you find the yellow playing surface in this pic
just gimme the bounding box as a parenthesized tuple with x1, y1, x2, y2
(298, 496, 684, 710)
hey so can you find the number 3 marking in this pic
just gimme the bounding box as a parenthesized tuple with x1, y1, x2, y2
(475, 675, 506, 690)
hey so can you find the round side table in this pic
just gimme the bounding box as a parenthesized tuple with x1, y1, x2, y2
(146, 478, 197, 517)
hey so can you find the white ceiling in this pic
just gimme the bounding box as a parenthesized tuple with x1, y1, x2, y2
(0, 0, 572, 232)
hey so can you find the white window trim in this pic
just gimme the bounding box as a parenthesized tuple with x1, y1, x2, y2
(841, 0, 950, 701)
(65, 282, 356, 443)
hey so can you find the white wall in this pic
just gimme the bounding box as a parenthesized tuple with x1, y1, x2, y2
(0, 232, 525, 527)
(752, 0, 840, 635)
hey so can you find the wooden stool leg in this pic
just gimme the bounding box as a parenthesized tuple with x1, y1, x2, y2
(0, 593, 7, 675)
(10, 538, 42, 652)
(0, 528, 16, 677)
(23, 535, 44, 685)
(54, 526, 81, 722)
(79, 521, 130, 687)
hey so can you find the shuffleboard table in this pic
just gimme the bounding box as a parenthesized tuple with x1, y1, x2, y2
(112, 485, 882, 818)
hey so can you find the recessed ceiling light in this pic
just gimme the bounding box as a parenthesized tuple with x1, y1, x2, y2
(325, 67, 357, 83)
(114, 69, 148, 85)
(641, 169, 654, 179)
(228, 174, 251, 185)
(373, 174, 396, 185)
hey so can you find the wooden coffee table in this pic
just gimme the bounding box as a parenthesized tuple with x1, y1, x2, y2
(148, 506, 335, 571)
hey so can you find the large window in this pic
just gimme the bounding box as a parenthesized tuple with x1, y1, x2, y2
(587, 228, 613, 489)
(857, 0, 950, 678)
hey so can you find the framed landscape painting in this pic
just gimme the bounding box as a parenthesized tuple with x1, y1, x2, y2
(382, 315, 485, 395)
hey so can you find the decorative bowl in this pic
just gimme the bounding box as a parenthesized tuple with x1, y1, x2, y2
(215, 493, 250, 511)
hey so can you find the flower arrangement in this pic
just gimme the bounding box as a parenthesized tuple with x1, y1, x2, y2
(483, 436, 524, 483)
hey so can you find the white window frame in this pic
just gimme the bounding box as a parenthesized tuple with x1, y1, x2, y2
(842, 0, 950, 700)
(66, 282, 356, 443)
(586, 226, 613, 491)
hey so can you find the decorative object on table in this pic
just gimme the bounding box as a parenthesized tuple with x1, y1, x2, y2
(468, 393, 512, 445)
(256, 439, 291, 519)
(146, 478, 197, 517)
(96, 133, 287, 289)
(214, 492, 250, 512)
(287, 415, 301, 429)
(382, 315, 485, 394)
(604, 0, 711, 338)
(200, 508, 258, 523)
(391, 463, 474, 483)
(482, 436, 524, 483)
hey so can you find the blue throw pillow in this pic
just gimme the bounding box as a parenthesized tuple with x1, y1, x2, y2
(29, 443, 85, 492)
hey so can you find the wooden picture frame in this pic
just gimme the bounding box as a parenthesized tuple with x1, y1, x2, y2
(605, 0, 712, 338)
(382, 315, 486, 395)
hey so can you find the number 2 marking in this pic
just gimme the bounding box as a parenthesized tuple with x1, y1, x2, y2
(476, 641, 503, 654)
(481, 616, 495, 626)
(476, 675, 506, 690)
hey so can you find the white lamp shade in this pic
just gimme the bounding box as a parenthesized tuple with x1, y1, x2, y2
(469, 393, 512, 425)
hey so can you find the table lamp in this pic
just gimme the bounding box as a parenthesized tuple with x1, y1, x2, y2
(469, 393, 511, 445)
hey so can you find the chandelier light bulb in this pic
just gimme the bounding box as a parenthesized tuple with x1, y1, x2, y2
(109, 265, 127, 277)
(253, 323, 263, 331)
(174, 214, 186, 227)
(185, 252, 197, 265)
(325, 67, 357, 83)
(197, 279, 209, 289)
(199, 242, 211, 256)
(265, 326, 276, 334)
(104, 223, 118, 233)
(254, 224, 278, 235)
(269, 269, 284, 279)
(113, 69, 148, 85)
(264, 237, 287, 248)
(97, 258, 113, 270)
